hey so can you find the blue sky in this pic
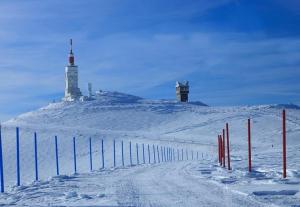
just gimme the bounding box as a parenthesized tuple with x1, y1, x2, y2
(0, 0, 300, 120)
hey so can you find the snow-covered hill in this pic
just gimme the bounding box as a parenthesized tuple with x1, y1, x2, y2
(0, 91, 299, 206)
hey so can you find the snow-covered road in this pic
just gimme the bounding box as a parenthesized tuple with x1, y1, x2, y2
(0, 161, 269, 207)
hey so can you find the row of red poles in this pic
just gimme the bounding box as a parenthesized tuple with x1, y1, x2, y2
(217, 109, 287, 178)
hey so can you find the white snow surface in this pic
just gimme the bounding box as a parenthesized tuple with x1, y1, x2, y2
(0, 91, 299, 206)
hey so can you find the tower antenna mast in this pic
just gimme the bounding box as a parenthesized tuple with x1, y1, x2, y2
(70, 38, 73, 54)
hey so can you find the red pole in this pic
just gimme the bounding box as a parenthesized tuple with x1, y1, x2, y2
(222, 129, 226, 168)
(217, 136, 220, 164)
(248, 119, 252, 172)
(226, 123, 231, 170)
(282, 109, 287, 178)
(219, 136, 222, 164)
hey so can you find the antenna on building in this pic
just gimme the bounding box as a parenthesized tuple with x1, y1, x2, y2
(70, 39, 73, 54)
(68, 39, 75, 65)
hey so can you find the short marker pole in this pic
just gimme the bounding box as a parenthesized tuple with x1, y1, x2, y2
(34, 132, 38, 181)
(153, 145, 156, 163)
(142, 144, 145, 164)
(16, 127, 20, 186)
(147, 144, 150, 164)
(222, 129, 226, 168)
(157, 145, 160, 163)
(101, 139, 104, 169)
(248, 119, 252, 172)
(136, 143, 139, 165)
(0, 125, 4, 192)
(129, 141, 132, 166)
(226, 123, 231, 170)
(113, 139, 116, 167)
(73, 137, 77, 174)
(282, 109, 287, 178)
(121, 141, 124, 167)
(160, 146, 163, 162)
(89, 137, 93, 171)
(55, 136, 59, 175)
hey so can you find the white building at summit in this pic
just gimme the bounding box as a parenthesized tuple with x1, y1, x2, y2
(64, 39, 82, 101)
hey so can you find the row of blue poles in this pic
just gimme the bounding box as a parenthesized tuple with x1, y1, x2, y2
(0, 127, 201, 193)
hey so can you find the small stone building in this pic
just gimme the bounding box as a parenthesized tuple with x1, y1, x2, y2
(176, 81, 189, 102)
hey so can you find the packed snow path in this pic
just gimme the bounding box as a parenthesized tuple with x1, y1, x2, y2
(0, 161, 273, 207)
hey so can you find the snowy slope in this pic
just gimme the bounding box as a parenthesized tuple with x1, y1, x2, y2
(0, 91, 299, 206)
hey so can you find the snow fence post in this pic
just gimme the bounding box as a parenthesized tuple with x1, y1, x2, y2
(177, 149, 179, 161)
(197, 151, 199, 161)
(34, 132, 38, 181)
(282, 109, 287, 178)
(157, 145, 160, 163)
(153, 145, 156, 163)
(113, 139, 116, 168)
(55, 136, 59, 176)
(248, 119, 252, 172)
(147, 144, 151, 164)
(129, 141, 132, 166)
(142, 144, 145, 164)
(186, 149, 188, 161)
(222, 129, 226, 168)
(219, 135, 222, 165)
(136, 143, 139, 165)
(160, 146, 163, 162)
(16, 127, 20, 186)
(89, 137, 93, 171)
(181, 148, 184, 161)
(192, 150, 194, 160)
(121, 141, 124, 167)
(226, 123, 231, 170)
(166, 147, 168, 161)
(0, 125, 4, 192)
(165, 147, 167, 161)
(73, 137, 77, 174)
(101, 139, 104, 169)
(217, 136, 220, 164)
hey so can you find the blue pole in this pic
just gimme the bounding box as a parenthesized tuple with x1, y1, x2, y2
(192, 150, 194, 160)
(173, 149, 175, 161)
(157, 145, 160, 163)
(0, 125, 4, 192)
(142, 144, 145, 164)
(55, 136, 59, 175)
(34, 132, 38, 181)
(197, 151, 199, 160)
(167, 147, 169, 161)
(161, 146, 163, 162)
(73, 137, 77, 174)
(163, 147, 166, 162)
(153, 145, 156, 163)
(101, 139, 104, 169)
(147, 144, 150, 164)
(177, 149, 179, 161)
(136, 143, 139, 165)
(186, 149, 188, 160)
(129, 141, 132, 166)
(89, 137, 93, 171)
(113, 139, 116, 168)
(16, 127, 20, 186)
(121, 141, 124, 167)
(182, 149, 184, 161)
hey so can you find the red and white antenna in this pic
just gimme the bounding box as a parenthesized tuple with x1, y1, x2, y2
(69, 38, 75, 65)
